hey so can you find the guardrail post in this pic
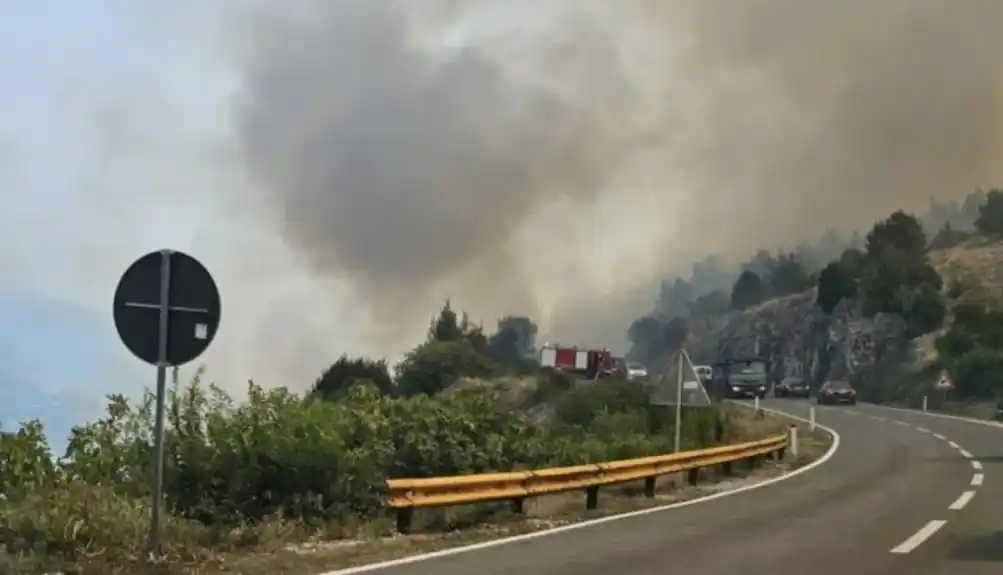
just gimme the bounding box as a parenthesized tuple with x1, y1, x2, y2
(644, 477, 656, 498)
(585, 486, 599, 510)
(396, 508, 413, 535)
(809, 406, 816, 432)
(788, 424, 798, 459)
(510, 497, 525, 514)
(922, 395, 928, 412)
(687, 468, 699, 486)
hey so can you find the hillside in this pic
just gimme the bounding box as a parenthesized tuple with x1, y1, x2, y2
(930, 236, 1003, 301)
(630, 192, 1003, 405)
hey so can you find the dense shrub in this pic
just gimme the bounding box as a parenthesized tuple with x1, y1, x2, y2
(731, 270, 767, 310)
(935, 300, 1003, 399)
(974, 188, 1003, 236)
(0, 368, 743, 569)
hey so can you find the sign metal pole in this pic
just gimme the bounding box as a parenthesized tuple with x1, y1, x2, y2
(149, 249, 173, 555)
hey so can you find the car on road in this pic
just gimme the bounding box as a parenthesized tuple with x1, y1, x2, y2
(816, 380, 857, 405)
(775, 377, 810, 399)
(624, 362, 648, 381)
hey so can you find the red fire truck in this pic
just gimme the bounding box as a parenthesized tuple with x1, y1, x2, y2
(538, 344, 617, 380)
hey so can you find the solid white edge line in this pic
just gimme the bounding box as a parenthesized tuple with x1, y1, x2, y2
(890, 520, 948, 554)
(864, 404, 1003, 428)
(971, 473, 984, 486)
(320, 405, 842, 575)
(972, 460, 983, 470)
(948, 490, 976, 510)
(959, 449, 973, 459)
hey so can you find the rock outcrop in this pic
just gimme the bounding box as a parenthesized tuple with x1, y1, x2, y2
(682, 290, 909, 385)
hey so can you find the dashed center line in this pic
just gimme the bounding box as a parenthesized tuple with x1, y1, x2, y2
(948, 490, 976, 510)
(865, 415, 988, 555)
(891, 520, 947, 554)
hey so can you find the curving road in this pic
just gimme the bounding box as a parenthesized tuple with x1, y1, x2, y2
(332, 399, 1003, 575)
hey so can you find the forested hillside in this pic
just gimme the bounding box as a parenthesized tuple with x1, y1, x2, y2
(626, 188, 1003, 405)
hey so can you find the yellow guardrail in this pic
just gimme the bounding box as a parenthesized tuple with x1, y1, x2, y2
(386, 433, 788, 533)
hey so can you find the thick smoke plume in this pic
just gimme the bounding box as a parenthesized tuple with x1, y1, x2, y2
(226, 0, 1003, 359)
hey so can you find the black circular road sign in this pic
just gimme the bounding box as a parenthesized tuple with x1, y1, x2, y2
(113, 250, 221, 366)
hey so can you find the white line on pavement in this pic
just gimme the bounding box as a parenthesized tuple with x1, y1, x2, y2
(933, 433, 946, 440)
(972, 460, 983, 470)
(948, 491, 976, 510)
(959, 449, 973, 458)
(890, 520, 948, 554)
(948, 440, 961, 449)
(915, 427, 930, 433)
(971, 474, 984, 486)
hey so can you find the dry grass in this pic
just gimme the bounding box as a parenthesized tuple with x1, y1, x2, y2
(930, 237, 1003, 301)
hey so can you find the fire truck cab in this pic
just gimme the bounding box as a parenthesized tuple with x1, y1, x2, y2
(539, 344, 616, 380)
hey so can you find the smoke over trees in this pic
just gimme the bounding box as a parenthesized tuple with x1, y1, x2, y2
(88, 0, 997, 386)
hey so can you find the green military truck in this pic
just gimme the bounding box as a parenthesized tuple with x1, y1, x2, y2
(710, 356, 769, 399)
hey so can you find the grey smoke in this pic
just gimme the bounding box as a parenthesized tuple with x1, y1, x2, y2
(226, 0, 1003, 354)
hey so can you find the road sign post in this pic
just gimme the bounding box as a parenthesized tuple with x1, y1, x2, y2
(113, 249, 221, 556)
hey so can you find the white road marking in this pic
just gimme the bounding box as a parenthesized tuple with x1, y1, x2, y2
(932, 432, 946, 440)
(959, 449, 973, 459)
(972, 460, 983, 470)
(915, 426, 930, 433)
(890, 520, 948, 554)
(895, 420, 909, 426)
(948, 491, 976, 510)
(971, 474, 984, 486)
(871, 415, 886, 421)
(948, 440, 961, 449)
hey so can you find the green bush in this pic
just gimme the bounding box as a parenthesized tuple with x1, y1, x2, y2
(1, 373, 742, 557)
(935, 300, 1003, 399)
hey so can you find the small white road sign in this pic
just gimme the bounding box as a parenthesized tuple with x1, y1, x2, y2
(934, 370, 954, 391)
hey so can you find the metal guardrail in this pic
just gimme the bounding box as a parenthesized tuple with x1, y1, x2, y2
(386, 433, 789, 533)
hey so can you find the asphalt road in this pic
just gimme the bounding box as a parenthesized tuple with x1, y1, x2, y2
(333, 399, 1002, 575)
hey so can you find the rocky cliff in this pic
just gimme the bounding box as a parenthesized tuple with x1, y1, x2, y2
(683, 290, 909, 387)
(641, 237, 1003, 394)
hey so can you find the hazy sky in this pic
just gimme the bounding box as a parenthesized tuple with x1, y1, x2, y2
(1, 0, 1000, 450)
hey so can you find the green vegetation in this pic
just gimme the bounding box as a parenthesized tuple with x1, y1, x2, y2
(631, 188, 1003, 408)
(0, 301, 745, 573)
(816, 210, 946, 338)
(974, 188, 1003, 236)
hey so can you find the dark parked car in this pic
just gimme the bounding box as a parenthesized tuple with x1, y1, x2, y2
(775, 377, 810, 399)
(816, 380, 857, 405)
